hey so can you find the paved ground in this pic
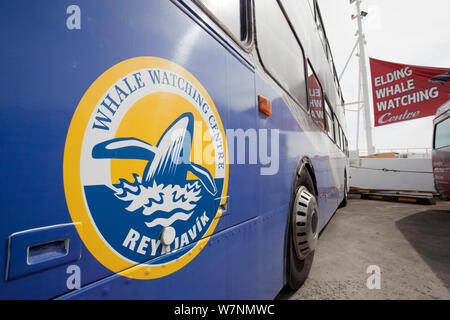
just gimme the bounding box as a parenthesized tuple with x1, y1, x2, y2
(277, 194, 450, 300)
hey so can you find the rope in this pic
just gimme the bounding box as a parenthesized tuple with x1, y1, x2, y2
(350, 166, 433, 174)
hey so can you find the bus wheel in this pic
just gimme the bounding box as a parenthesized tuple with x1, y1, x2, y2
(339, 172, 348, 208)
(286, 171, 318, 290)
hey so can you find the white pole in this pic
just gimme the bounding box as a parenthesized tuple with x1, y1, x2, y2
(354, 0, 375, 155)
(356, 60, 361, 157)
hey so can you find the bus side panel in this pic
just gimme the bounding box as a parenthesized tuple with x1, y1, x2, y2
(0, 0, 265, 299)
(254, 77, 308, 296)
(0, 0, 347, 299)
(221, 53, 260, 232)
(433, 146, 450, 197)
(253, 71, 345, 298)
(57, 217, 268, 300)
(433, 111, 450, 198)
(255, 73, 344, 235)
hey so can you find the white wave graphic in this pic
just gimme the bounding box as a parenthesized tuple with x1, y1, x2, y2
(141, 183, 201, 216)
(145, 211, 193, 228)
(109, 176, 202, 228)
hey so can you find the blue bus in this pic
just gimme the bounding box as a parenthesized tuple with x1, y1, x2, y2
(0, 0, 348, 299)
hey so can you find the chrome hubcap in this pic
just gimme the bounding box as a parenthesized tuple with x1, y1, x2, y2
(292, 186, 319, 260)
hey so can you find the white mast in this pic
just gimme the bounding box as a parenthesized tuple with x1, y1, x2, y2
(352, 0, 375, 155)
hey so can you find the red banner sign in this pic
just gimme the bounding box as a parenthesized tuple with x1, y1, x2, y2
(308, 74, 325, 130)
(370, 58, 450, 127)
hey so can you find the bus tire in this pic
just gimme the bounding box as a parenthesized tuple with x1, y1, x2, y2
(339, 171, 348, 208)
(286, 170, 318, 291)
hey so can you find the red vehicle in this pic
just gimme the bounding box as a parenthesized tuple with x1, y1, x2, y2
(432, 100, 450, 199)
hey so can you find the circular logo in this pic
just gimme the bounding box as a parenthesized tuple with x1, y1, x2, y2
(64, 57, 228, 279)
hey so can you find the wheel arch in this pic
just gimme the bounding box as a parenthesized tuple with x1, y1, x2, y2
(299, 157, 318, 198)
(282, 156, 319, 287)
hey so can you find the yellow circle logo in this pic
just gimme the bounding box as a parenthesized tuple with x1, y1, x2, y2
(64, 57, 228, 279)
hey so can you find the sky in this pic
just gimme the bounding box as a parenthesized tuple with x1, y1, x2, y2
(318, 0, 450, 154)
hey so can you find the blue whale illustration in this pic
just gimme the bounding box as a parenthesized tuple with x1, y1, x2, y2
(92, 112, 217, 196)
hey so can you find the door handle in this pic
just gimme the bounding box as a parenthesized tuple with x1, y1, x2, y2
(6, 223, 82, 281)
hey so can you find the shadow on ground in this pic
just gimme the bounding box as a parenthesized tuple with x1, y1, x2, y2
(395, 209, 450, 289)
(275, 287, 296, 300)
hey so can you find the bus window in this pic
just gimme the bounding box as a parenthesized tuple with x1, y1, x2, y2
(255, 0, 307, 108)
(345, 137, 349, 156)
(339, 124, 342, 149)
(334, 118, 341, 148)
(307, 63, 324, 129)
(314, 2, 327, 58)
(197, 0, 250, 43)
(337, 125, 341, 149)
(324, 99, 334, 140)
(307, 0, 315, 14)
(434, 117, 450, 149)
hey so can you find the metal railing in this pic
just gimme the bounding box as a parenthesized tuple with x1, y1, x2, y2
(352, 148, 432, 159)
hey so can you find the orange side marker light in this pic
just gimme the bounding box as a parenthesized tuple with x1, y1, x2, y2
(258, 95, 272, 116)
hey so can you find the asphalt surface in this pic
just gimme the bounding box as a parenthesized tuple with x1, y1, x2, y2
(277, 194, 450, 300)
